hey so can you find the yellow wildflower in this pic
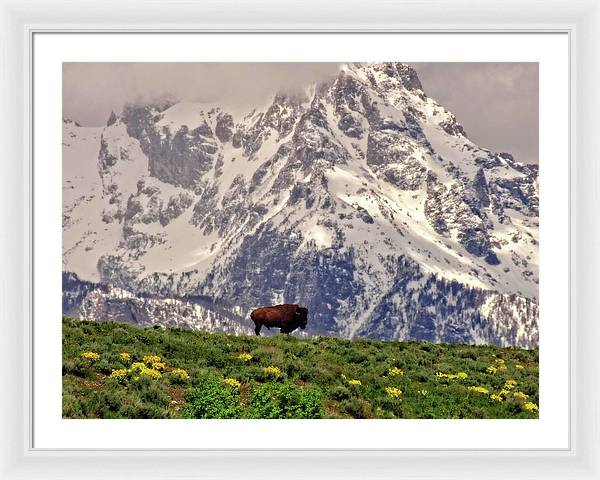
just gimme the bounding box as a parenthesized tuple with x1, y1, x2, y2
(348, 379, 362, 386)
(152, 361, 166, 371)
(80, 351, 100, 362)
(436, 371, 468, 380)
(223, 378, 241, 388)
(129, 361, 161, 380)
(504, 379, 518, 390)
(467, 386, 490, 395)
(512, 391, 529, 400)
(490, 394, 503, 402)
(170, 368, 189, 380)
(523, 402, 539, 412)
(119, 352, 131, 362)
(143, 355, 161, 365)
(263, 365, 282, 376)
(385, 387, 402, 398)
(109, 368, 128, 380)
(388, 367, 404, 377)
(238, 353, 253, 362)
(515, 364, 525, 370)
(130, 362, 146, 373)
(139, 368, 161, 379)
(486, 365, 497, 374)
(499, 389, 510, 397)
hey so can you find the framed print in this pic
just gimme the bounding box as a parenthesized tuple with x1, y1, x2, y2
(42, 33, 566, 446)
(1, 0, 599, 479)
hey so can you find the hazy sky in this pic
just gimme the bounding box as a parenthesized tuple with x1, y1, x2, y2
(63, 62, 538, 164)
(410, 62, 538, 165)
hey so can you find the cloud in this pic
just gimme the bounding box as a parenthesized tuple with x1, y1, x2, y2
(62, 62, 340, 125)
(63, 62, 538, 164)
(409, 62, 538, 164)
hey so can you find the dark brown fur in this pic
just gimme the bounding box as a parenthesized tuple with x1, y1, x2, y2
(250, 304, 308, 336)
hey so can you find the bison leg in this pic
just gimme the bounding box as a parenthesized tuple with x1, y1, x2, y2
(251, 312, 262, 336)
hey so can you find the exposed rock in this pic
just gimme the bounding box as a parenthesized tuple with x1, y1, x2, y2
(106, 111, 118, 127)
(215, 112, 234, 142)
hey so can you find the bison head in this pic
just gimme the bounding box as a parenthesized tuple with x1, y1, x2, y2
(295, 306, 308, 329)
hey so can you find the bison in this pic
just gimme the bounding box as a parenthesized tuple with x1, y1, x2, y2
(250, 304, 308, 336)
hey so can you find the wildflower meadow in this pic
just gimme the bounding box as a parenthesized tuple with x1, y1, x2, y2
(62, 317, 539, 419)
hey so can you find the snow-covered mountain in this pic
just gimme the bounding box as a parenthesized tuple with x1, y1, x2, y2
(62, 62, 539, 347)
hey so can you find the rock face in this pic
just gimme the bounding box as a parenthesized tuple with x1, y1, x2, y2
(63, 273, 251, 334)
(62, 62, 539, 347)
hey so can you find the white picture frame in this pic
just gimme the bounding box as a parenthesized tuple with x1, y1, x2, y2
(1, 0, 598, 478)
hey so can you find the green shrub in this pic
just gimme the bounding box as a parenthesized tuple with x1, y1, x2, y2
(247, 382, 324, 419)
(94, 358, 113, 375)
(62, 394, 83, 418)
(182, 377, 241, 419)
(339, 398, 367, 418)
(330, 385, 351, 401)
(131, 377, 171, 407)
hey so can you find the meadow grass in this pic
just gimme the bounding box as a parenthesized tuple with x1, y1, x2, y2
(62, 317, 539, 419)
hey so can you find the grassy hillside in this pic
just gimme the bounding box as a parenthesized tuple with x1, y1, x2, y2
(62, 317, 539, 419)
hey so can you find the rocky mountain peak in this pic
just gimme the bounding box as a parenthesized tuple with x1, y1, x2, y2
(106, 110, 118, 127)
(343, 62, 424, 93)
